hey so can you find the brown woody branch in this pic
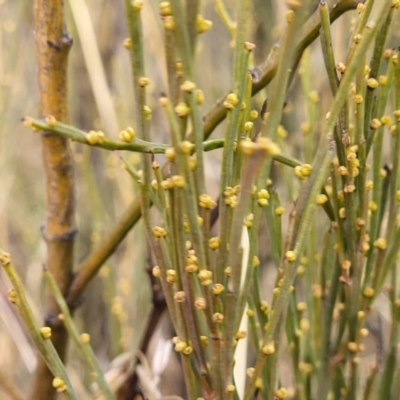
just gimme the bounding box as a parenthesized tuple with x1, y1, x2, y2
(30, 1, 75, 399)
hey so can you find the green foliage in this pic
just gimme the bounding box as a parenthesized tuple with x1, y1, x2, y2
(2, 0, 400, 399)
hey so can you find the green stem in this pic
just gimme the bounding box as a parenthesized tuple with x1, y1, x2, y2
(244, 5, 389, 398)
(169, 0, 193, 78)
(0, 250, 78, 400)
(43, 269, 114, 399)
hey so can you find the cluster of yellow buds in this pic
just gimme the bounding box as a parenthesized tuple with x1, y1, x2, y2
(235, 331, 247, 340)
(213, 283, 225, 295)
(262, 340, 275, 355)
(40, 326, 52, 339)
(336, 62, 346, 74)
(299, 362, 313, 374)
(86, 130, 106, 145)
(198, 269, 212, 286)
(165, 147, 175, 161)
(153, 226, 167, 238)
(370, 118, 381, 130)
(316, 194, 328, 205)
(174, 291, 186, 303)
(213, 312, 224, 323)
(345, 146, 360, 177)
(381, 115, 392, 127)
(194, 297, 206, 309)
(179, 140, 194, 154)
(52, 377, 67, 393)
(224, 186, 240, 208)
(152, 265, 161, 278)
(294, 164, 312, 180)
(244, 213, 254, 227)
(363, 287, 374, 298)
(8, 288, 17, 304)
(224, 93, 239, 110)
(118, 127, 135, 142)
(132, 0, 143, 12)
(347, 341, 365, 354)
(138, 77, 150, 87)
(199, 193, 217, 209)
(225, 194, 238, 208)
(195, 89, 204, 105)
(172, 337, 193, 354)
(123, 38, 131, 49)
(353, 94, 363, 104)
(260, 300, 269, 315)
(257, 188, 270, 207)
(286, 250, 297, 262)
(161, 178, 174, 190)
(374, 238, 387, 251)
(250, 110, 258, 120)
(159, 1, 171, 16)
(0, 250, 11, 266)
(275, 387, 289, 399)
(200, 336, 209, 347)
(196, 15, 213, 33)
(181, 80, 196, 93)
(366, 77, 379, 89)
(275, 206, 285, 216)
(171, 175, 185, 188)
(209, 236, 220, 250)
(244, 121, 254, 133)
(143, 105, 152, 121)
(80, 333, 91, 344)
(186, 249, 199, 273)
(296, 302, 307, 313)
(166, 269, 177, 283)
(175, 102, 190, 117)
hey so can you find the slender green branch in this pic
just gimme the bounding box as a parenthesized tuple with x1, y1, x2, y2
(24, 117, 170, 153)
(63, 0, 362, 339)
(43, 269, 115, 400)
(319, 1, 339, 96)
(364, 7, 394, 154)
(169, 0, 193, 78)
(214, 0, 236, 36)
(244, 3, 390, 398)
(0, 250, 78, 400)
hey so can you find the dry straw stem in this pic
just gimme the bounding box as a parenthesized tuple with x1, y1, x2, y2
(63, 0, 362, 312)
(32, 0, 75, 399)
(67, 0, 118, 135)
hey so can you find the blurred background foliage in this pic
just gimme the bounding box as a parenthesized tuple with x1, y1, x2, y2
(0, 0, 399, 399)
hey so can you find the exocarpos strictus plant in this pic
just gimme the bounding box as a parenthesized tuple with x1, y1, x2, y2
(1, 0, 400, 399)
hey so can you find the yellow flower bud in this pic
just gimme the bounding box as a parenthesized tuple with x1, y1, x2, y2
(286, 251, 297, 262)
(262, 341, 275, 355)
(40, 327, 52, 339)
(80, 333, 91, 344)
